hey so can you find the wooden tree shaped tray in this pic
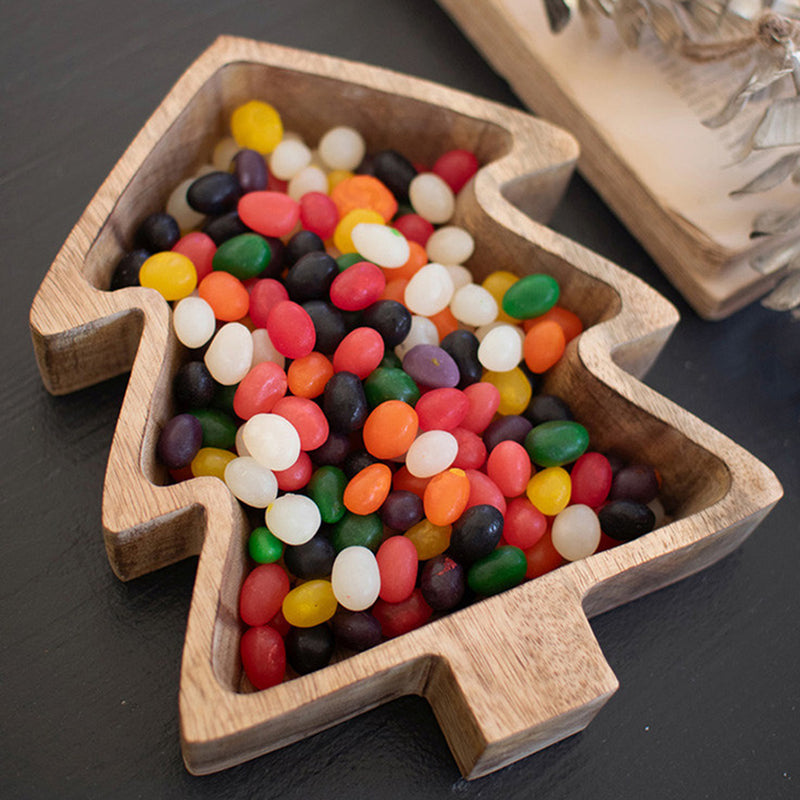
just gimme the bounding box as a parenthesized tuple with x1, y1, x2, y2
(29, 37, 782, 779)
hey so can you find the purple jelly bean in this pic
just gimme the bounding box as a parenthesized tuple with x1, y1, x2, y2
(157, 413, 203, 469)
(483, 415, 533, 452)
(234, 148, 269, 193)
(402, 344, 459, 388)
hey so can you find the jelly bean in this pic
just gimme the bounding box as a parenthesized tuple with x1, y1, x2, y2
(283, 532, 337, 579)
(157, 414, 203, 470)
(531, 305, 583, 344)
(299, 191, 339, 240)
(233, 361, 288, 419)
(269, 138, 312, 180)
(318, 126, 366, 171)
(330, 511, 384, 553)
(371, 149, 417, 200)
(525, 393, 574, 425)
(380, 490, 424, 531)
(450, 427, 487, 470)
(473, 547, 530, 598)
(428, 306, 459, 340)
(110, 248, 147, 290)
(420, 555, 465, 611)
(477, 324, 523, 372)
(464, 469, 507, 515)
(482, 368, 533, 416)
(524, 530, 563, 579)
(372, 588, 433, 638)
(322, 371, 368, 434)
(251, 328, 285, 369)
(240, 625, 285, 690)
(248, 525, 284, 564)
(271, 395, 329, 451)
(486, 441, 532, 498)
(425, 226, 474, 266)
(198, 271, 250, 322)
(351, 223, 410, 269)
(210, 382, 238, 416)
(273, 451, 313, 492)
(213, 137, 239, 171)
(609, 463, 660, 504)
(173, 361, 215, 410)
(450, 283, 498, 327)
(238, 191, 300, 238)
(233, 148, 268, 193)
(266, 493, 321, 546)
(189, 408, 238, 450)
(287, 352, 334, 399)
(331, 174, 398, 222)
(239, 562, 290, 627)
(186, 172, 241, 216)
(439, 330, 482, 389)
(503, 497, 547, 550)
(282, 579, 337, 627)
(361, 366, 418, 408)
(248, 278, 289, 328)
(526, 466, 571, 516)
(388, 239, 428, 282)
(343, 463, 392, 515)
(332, 546, 382, 612)
(445, 264, 472, 292)
(525, 420, 590, 467)
(204, 322, 254, 385)
(302, 300, 347, 355)
(448, 504, 504, 565)
(393, 466, 432, 499)
(551, 504, 601, 561)
(333, 610, 382, 651)
(405, 430, 458, 478)
(404, 518, 451, 560)
(266, 300, 316, 359)
(139, 251, 197, 301)
(393, 213, 434, 246)
(502, 273, 560, 319)
(172, 296, 215, 349)
(308, 430, 351, 467)
(415, 387, 468, 431)
(333, 208, 385, 254)
(569, 452, 613, 507)
(286, 623, 335, 674)
(336, 252, 364, 271)
(460, 382, 501, 433)
(329, 262, 386, 311)
(306, 466, 348, 524)
(203, 210, 251, 245)
(243, 413, 301, 472)
(362, 400, 418, 459)
(523, 319, 566, 374)
(333, 327, 385, 379)
(343, 451, 383, 481)
(402, 344, 459, 388)
(394, 315, 438, 361)
(288, 165, 328, 200)
(361, 300, 412, 348)
(287, 229, 325, 267)
(224, 456, 279, 508)
(172, 232, 216, 282)
(432, 148, 479, 193)
(135, 211, 179, 252)
(598, 500, 656, 541)
(481, 270, 519, 324)
(482, 415, 533, 452)
(376, 535, 418, 603)
(424, 468, 470, 526)
(212, 233, 272, 280)
(404, 263, 454, 316)
(167, 178, 206, 233)
(285, 251, 338, 302)
(230, 100, 283, 153)
(409, 172, 455, 224)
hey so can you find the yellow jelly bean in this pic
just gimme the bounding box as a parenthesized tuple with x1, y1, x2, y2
(282, 579, 338, 627)
(230, 100, 283, 154)
(327, 169, 354, 193)
(526, 466, 571, 516)
(482, 367, 532, 416)
(482, 270, 520, 324)
(404, 519, 451, 560)
(333, 208, 384, 254)
(190, 447, 237, 480)
(138, 251, 197, 301)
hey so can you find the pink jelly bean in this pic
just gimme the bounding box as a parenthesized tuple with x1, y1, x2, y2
(239, 191, 300, 237)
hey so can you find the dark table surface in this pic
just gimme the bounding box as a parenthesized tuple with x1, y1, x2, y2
(2, 2, 798, 798)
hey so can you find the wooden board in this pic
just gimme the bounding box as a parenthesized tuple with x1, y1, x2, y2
(29, 36, 782, 779)
(437, 0, 798, 319)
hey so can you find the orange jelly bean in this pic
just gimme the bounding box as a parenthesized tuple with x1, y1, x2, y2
(362, 400, 418, 459)
(287, 352, 334, 398)
(525, 305, 583, 343)
(198, 271, 250, 321)
(331, 174, 398, 221)
(523, 319, 566, 374)
(384, 239, 427, 282)
(423, 468, 470, 526)
(343, 463, 392, 515)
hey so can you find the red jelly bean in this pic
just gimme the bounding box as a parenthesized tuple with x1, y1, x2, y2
(172, 231, 216, 282)
(329, 262, 386, 311)
(233, 361, 288, 419)
(266, 300, 315, 358)
(376, 535, 418, 603)
(392, 213, 434, 247)
(450, 427, 487, 470)
(570, 452, 613, 508)
(415, 387, 469, 431)
(504, 497, 547, 550)
(333, 327, 385, 379)
(240, 625, 286, 690)
(460, 382, 501, 433)
(299, 191, 339, 240)
(238, 191, 300, 237)
(272, 395, 329, 451)
(249, 278, 289, 328)
(432, 148, 480, 194)
(392, 465, 431, 498)
(464, 469, 507, 516)
(372, 588, 433, 638)
(273, 450, 313, 491)
(239, 563, 291, 627)
(267, 606, 291, 638)
(524, 530, 563, 579)
(486, 440, 532, 497)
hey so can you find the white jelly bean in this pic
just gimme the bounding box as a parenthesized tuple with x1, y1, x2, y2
(242, 413, 301, 471)
(212, 136, 239, 171)
(331, 546, 381, 611)
(425, 226, 474, 265)
(235, 426, 251, 457)
(287, 165, 328, 200)
(204, 322, 254, 385)
(404, 262, 455, 316)
(266, 494, 321, 545)
(224, 457, 278, 508)
(351, 223, 410, 268)
(269, 138, 312, 180)
(172, 296, 216, 349)
(166, 178, 205, 233)
(551, 504, 601, 561)
(394, 315, 439, 360)
(408, 172, 455, 224)
(251, 328, 286, 369)
(405, 430, 458, 478)
(475, 320, 526, 346)
(450, 283, 498, 327)
(477, 324, 523, 372)
(318, 126, 366, 171)
(445, 264, 473, 292)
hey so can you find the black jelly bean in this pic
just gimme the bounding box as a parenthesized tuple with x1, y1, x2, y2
(420, 555, 465, 611)
(361, 300, 412, 347)
(187, 171, 241, 215)
(302, 300, 347, 355)
(380, 490, 424, 531)
(157, 413, 203, 470)
(110, 248, 149, 291)
(448, 504, 504, 565)
(233, 148, 268, 193)
(202, 211, 251, 245)
(173, 361, 215, 409)
(342, 450, 382, 480)
(599, 500, 656, 541)
(284, 229, 325, 267)
(283, 533, 336, 580)
(135, 212, 180, 252)
(323, 372, 369, 433)
(440, 329, 482, 388)
(609, 464, 660, 504)
(286, 624, 335, 675)
(525, 393, 574, 425)
(308, 431, 352, 466)
(371, 149, 417, 201)
(333, 610, 382, 652)
(285, 251, 339, 302)
(482, 415, 533, 452)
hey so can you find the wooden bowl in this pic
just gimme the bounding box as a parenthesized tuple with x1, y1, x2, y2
(29, 37, 782, 780)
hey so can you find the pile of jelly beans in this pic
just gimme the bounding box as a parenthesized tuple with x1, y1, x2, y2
(111, 99, 664, 689)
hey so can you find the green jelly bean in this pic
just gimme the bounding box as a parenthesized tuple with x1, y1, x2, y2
(330, 512, 384, 553)
(467, 546, 527, 596)
(211, 382, 238, 417)
(307, 465, 348, 524)
(212, 233, 271, 280)
(524, 420, 590, 467)
(379, 350, 402, 370)
(364, 366, 420, 408)
(501, 273, 559, 319)
(190, 407, 238, 450)
(248, 526, 284, 563)
(336, 252, 363, 271)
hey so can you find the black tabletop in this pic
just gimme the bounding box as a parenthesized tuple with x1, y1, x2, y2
(2, 2, 798, 798)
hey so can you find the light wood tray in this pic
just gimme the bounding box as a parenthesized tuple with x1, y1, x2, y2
(29, 37, 782, 779)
